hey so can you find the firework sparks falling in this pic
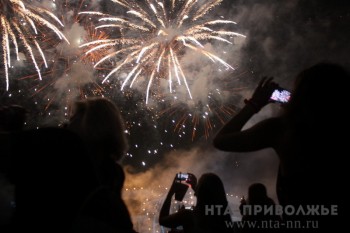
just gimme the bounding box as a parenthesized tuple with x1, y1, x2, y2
(79, 0, 245, 104)
(26, 1, 107, 113)
(159, 90, 239, 141)
(0, 0, 69, 91)
(156, 68, 248, 141)
(170, 103, 236, 141)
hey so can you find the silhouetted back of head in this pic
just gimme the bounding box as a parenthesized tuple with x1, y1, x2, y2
(279, 63, 348, 208)
(194, 173, 232, 233)
(68, 97, 128, 161)
(248, 183, 269, 204)
(0, 105, 27, 132)
(195, 173, 228, 208)
(285, 62, 349, 127)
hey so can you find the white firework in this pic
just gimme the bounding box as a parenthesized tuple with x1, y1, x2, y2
(80, 0, 245, 103)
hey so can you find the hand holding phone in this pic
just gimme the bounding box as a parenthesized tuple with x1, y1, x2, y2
(176, 173, 189, 182)
(248, 77, 279, 111)
(270, 88, 291, 103)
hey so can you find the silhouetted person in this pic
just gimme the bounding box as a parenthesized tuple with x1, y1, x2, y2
(7, 127, 98, 233)
(239, 183, 281, 233)
(0, 105, 27, 176)
(213, 62, 348, 231)
(66, 97, 137, 233)
(0, 104, 27, 231)
(159, 173, 234, 233)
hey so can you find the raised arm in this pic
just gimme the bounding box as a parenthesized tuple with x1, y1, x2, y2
(159, 181, 176, 226)
(213, 77, 279, 152)
(159, 178, 190, 228)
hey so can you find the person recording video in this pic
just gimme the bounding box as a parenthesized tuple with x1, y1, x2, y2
(213, 62, 349, 231)
(159, 172, 233, 233)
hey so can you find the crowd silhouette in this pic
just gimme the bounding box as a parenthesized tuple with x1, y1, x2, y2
(0, 62, 348, 232)
(0, 97, 137, 233)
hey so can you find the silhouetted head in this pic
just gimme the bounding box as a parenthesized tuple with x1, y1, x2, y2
(68, 97, 128, 161)
(195, 173, 228, 208)
(284, 62, 349, 125)
(248, 183, 268, 204)
(0, 105, 27, 132)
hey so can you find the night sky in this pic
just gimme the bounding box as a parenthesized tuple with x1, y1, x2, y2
(1, 0, 349, 231)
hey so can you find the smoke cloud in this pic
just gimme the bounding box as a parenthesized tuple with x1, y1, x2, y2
(121, 0, 350, 231)
(123, 104, 280, 232)
(1, 0, 348, 230)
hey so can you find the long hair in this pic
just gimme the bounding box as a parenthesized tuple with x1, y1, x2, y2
(283, 62, 349, 130)
(69, 97, 128, 161)
(278, 63, 349, 206)
(195, 173, 228, 211)
(194, 173, 232, 232)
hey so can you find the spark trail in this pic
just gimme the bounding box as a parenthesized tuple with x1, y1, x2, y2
(80, 0, 245, 103)
(0, 0, 69, 91)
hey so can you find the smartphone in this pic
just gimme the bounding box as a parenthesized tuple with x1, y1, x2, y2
(270, 88, 291, 103)
(176, 173, 189, 181)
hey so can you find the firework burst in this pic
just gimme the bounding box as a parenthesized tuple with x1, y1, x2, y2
(80, 0, 245, 104)
(155, 68, 249, 140)
(161, 101, 236, 141)
(0, 0, 69, 91)
(25, 1, 108, 114)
